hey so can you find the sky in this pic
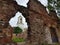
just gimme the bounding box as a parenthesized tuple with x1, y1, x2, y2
(9, 12, 22, 27)
(38, 0, 48, 6)
(9, 0, 48, 29)
(15, 0, 29, 7)
(9, 12, 28, 27)
(15, 0, 48, 7)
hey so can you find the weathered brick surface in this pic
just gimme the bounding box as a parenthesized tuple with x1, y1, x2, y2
(0, 0, 60, 45)
(26, 0, 59, 45)
(0, 0, 18, 44)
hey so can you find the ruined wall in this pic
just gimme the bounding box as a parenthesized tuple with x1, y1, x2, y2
(27, 11, 53, 45)
(28, 11, 46, 43)
(0, 0, 29, 44)
(26, 0, 59, 45)
(26, 0, 51, 44)
(0, 0, 60, 45)
(44, 26, 52, 44)
(55, 24, 60, 42)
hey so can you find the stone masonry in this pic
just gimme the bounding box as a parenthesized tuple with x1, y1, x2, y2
(0, 0, 60, 45)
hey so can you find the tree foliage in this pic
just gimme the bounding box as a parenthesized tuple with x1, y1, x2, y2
(14, 27, 22, 35)
(47, 0, 60, 11)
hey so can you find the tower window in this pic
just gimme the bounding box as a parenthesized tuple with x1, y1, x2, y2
(50, 27, 58, 43)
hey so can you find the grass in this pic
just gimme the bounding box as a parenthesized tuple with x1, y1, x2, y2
(12, 37, 25, 43)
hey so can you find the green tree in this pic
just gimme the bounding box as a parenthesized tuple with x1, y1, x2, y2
(47, 0, 60, 18)
(14, 27, 22, 36)
(47, 0, 60, 11)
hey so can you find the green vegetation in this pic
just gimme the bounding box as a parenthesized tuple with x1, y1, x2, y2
(13, 27, 25, 42)
(47, 0, 60, 11)
(14, 27, 22, 36)
(12, 37, 25, 42)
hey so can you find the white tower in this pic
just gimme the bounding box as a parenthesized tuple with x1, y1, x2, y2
(17, 16, 23, 24)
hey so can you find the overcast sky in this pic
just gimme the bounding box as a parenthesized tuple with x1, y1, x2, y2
(9, 0, 48, 28)
(38, 0, 48, 6)
(15, 0, 48, 7)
